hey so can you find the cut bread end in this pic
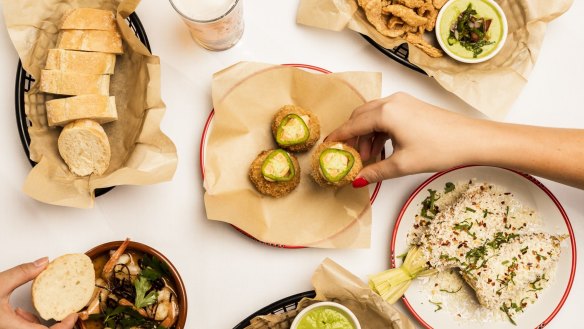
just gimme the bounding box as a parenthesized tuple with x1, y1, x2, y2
(58, 119, 111, 176)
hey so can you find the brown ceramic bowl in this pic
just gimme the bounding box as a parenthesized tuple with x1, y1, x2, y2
(84, 240, 188, 329)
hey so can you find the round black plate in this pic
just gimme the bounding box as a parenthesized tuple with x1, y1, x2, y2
(15, 12, 151, 197)
(361, 34, 427, 75)
(233, 291, 316, 329)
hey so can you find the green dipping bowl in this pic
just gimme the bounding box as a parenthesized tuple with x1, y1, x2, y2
(290, 301, 361, 329)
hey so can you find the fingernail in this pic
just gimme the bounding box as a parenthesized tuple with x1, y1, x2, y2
(352, 177, 369, 188)
(33, 257, 49, 267)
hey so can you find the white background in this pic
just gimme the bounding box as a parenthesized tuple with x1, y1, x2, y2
(0, 1, 582, 328)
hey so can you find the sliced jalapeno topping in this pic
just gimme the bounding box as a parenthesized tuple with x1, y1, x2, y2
(276, 114, 310, 146)
(319, 148, 355, 182)
(261, 149, 295, 182)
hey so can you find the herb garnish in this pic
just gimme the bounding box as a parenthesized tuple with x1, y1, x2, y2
(444, 182, 455, 193)
(440, 286, 462, 294)
(134, 276, 159, 309)
(421, 189, 440, 219)
(429, 300, 443, 312)
(448, 3, 495, 58)
(453, 219, 477, 239)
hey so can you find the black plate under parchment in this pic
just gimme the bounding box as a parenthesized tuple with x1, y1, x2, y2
(233, 291, 317, 329)
(361, 34, 427, 75)
(15, 12, 151, 197)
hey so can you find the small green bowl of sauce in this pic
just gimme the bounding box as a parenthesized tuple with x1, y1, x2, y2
(291, 302, 361, 329)
(436, 0, 508, 63)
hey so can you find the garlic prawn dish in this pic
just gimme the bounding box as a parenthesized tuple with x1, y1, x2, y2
(79, 239, 180, 329)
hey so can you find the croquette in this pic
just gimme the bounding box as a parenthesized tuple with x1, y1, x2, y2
(249, 149, 301, 198)
(271, 105, 320, 152)
(311, 142, 362, 188)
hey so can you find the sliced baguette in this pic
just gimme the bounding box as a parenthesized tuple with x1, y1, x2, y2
(40, 70, 110, 96)
(58, 119, 111, 176)
(32, 254, 95, 321)
(45, 49, 116, 75)
(60, 8, 117, 31)
(46, 95, 118, 127)
(58, 29, 123, 54)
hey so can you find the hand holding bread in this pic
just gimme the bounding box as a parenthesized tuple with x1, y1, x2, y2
(0, 258, 78, 329)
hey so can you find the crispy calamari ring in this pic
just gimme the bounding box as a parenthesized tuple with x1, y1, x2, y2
(358, 0, 396, 38)
(394, 0, 426, 8)
(382, 4, 428, 27)
(433, 0, 448, 9)
(417, 3, 438, 32)
(405, 32, 443, 58)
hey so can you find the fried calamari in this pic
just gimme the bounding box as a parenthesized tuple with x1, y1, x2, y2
(358, 0, 443, 58)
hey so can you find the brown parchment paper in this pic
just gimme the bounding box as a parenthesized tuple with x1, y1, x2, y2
(245, 258, 414, 329)
(2, 0, 177, 208)
(203, 62, 381, 248)
(297, 0, 573, 119)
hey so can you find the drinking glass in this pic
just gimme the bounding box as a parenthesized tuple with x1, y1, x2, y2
(169, 0, 244, 51)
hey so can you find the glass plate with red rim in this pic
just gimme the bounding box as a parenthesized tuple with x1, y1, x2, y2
(200, 63, 384, 249)
(390, 165, 576, 328)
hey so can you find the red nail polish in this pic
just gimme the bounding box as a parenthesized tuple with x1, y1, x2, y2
(352, 177, 369, 188)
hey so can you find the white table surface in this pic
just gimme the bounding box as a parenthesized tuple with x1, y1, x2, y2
(0, 1, 582, 328)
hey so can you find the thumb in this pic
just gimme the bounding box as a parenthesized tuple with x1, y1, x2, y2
(352, 157, 407, 187)
(0, 258, 48, 297)
(50, 313, 79, 329)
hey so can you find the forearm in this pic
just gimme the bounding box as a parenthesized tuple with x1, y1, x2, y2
(469, 120, 584, 189)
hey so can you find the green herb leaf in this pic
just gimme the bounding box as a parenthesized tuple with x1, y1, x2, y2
(134, 276, 159, 309)
(141, 255, 171, 278)
(440, 286, 462, 294)
(429, 300, 443, 312)
(444, 182, 455, 193)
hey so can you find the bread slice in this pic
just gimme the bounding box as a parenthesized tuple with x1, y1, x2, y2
(32, 254, 95, 321)
(60, 8, 117, 31)
(45, 49, 116, 75)
(58, 30, 123, 54)
(40, 70, 110, 96)
(46, 95, 118, 127)
(58, 119, 111, 176)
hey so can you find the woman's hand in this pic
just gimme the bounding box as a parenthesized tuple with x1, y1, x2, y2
(0, 258, 78, 329)
(327, 92, 481, 186)
(327, 92, 584, 189)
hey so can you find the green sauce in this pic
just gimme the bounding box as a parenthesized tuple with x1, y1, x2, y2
(439, 0, 504, 59)
(296, 306, 355, 329)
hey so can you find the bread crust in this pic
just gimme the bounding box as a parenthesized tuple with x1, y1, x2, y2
(249, 149, 301, 198)
(60, 8, 117, 31)
(271, 105, 320, 152)
(58, 30, 123, 54)
(45, 49, 116, 75)
(311, 142, 363, 188)
(40, 70, 110, 96)
(46, 95, 118, 127)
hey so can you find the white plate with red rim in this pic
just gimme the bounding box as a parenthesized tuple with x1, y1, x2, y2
(199, 63, 384, 249)
(391, 165, 576, 328)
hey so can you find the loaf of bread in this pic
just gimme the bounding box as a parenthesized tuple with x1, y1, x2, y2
(40, 70, 110, 96)
(60, 8, 117, 31)
(58, 29, 123, 54)
(58, 119, 111, 176)
(45, 49, 116, 75)
(46, 95, 118, 127)
(32, 254, 95, 321)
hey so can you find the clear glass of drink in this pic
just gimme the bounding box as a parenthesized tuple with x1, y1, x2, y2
(169, 0, 244, 51)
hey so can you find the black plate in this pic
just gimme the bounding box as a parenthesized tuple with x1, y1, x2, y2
(15, 13, 151, 197)
(233, 291, 316, 329)
(361, 34, 427, 75)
